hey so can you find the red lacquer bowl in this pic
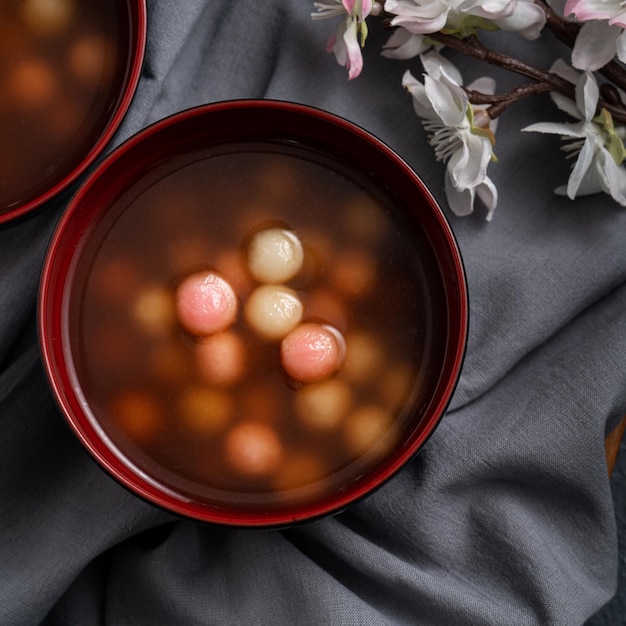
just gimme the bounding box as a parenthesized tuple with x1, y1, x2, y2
(38, 100, 468, 527)
(0, 0, 146, 226)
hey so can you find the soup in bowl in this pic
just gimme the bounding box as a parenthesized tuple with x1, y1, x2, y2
(38, 100, 468, 527)
(0, 0, 146, 225)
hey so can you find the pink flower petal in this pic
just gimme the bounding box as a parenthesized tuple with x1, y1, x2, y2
(565, 0, 615, 20)
(342, 19, 364, 79)
(609, 8, 626, 28)
(342, 0, 373, 17)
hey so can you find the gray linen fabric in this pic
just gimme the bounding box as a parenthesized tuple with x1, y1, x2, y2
(588, 436, 626, 624)
(1, 1, 625, 624)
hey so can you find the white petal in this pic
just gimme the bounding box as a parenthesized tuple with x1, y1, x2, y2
(381, 28, 428, 59)
(494, 0, 546, 40)
(567, 150, 626, 201)
(476, 176, 499, 221)
(458, 0, 515, 19)
(545, 60, 585, 118)
(402, 68, 420, 90)
(444, 170, 498, 219)
(597, 149, 626, 205)
(568, 153, 609, 197)
(386, 0, 448, 19)
(424, 73, 467, 127)
(572, 21, 619, 71)
(421, 51, 463, 84)
(444, 171, 476, 216)
(616, 30, 626, 63)
(522, 121, 586, 137)
(448, 132, 491, 190)
(467, 76, 496, 96)
(402, 69, 437, 119)
(550, 58, 579, 83)
(576, 71, 599, 123)
(567, 137, 595, 198)
(389, 3, 449, 34)
(550, 92, 584, 120)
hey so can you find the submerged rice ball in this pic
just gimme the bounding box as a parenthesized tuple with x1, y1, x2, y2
(294, 378, 352, 430)
(341, 331, 385, 385)
(225, 422, 283, 477)
(195, 331, 246, 387)
(175, 271, 238, 336)
(6, 58, 57, 109)
(247, 227, 304, 284)
(344, 405, 396, 457)
(21, 0, 75, 37)
(281, 323, 345, 383)
(132, 285, 176, 337)
(110, 390, 162, 442)
(274, 451, 327, 492)
(177, 386, 233, 435)
(68, 35, 110, 86)
(244, 284, 303, 340)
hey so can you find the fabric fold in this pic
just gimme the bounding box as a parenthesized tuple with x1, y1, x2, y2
(1, 1, 624, 625)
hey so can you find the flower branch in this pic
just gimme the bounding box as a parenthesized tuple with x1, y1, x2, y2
(429, 32, 626, 122)
(464, 82, 554, 119)
(312, 0, 626, 219)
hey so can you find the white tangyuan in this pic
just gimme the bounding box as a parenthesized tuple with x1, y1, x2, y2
(247, 228, 304, 284)
(244, 284, 303, 340)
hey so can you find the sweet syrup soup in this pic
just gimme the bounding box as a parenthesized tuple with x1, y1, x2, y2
(68, 144, 447, 511)
(0, 0, 126, 213)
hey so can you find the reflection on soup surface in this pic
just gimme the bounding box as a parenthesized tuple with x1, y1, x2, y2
(68, 144, 447, 512)
(0, 0, 126, 213)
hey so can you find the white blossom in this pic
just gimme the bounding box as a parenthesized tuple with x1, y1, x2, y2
(312, 0, 374, 79)
(384, 0, 544, 37)
(523, 62, 626, 204)
(381, 28, 430, 59)
(403, 52, 499, 219)
(380, 0, 545, 62)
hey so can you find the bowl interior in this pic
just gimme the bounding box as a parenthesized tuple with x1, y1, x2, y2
(39, 100, 467, 527)
(0, 0, 146, 225)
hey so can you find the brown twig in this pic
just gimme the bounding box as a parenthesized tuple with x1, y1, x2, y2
(429, 32, 626, 122)
(465, 82, 554, 118)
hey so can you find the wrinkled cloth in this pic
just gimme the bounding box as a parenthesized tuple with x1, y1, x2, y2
(588, 435, 626, 624)
(1, 1, 626, 625)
